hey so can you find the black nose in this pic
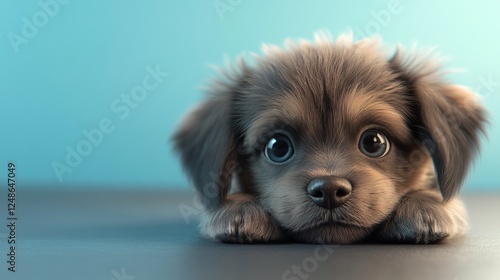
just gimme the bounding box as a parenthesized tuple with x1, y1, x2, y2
(306, 176, 352, 209)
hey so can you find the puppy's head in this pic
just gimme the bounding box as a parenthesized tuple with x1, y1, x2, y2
(173, 33, 486, 243)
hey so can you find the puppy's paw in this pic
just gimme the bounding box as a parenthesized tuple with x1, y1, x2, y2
(200, 193, 285, 243)
(375, 191, 467, 244)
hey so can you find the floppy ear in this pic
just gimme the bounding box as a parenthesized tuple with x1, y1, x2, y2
(172, 61, 249, 210)
(390, 49, 487, 201)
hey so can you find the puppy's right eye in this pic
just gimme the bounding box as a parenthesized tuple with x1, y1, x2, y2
(264, 134, 294, 163)
(359, 129, 390, 158)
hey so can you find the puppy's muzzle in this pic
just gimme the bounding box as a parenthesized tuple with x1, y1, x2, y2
(307, 176, 352, 209)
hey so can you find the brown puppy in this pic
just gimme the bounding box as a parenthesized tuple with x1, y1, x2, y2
(173, 32, 487, 244)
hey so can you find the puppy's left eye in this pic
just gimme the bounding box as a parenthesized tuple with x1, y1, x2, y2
(264, 134, 294, 163)
(359, 129, 390, 158)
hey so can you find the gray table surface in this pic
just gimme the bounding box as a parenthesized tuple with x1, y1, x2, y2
(1, 188, 499, 280)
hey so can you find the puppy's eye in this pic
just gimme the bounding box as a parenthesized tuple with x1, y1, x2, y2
(264, 134, 294, 163)
(359, 129, 390, 158)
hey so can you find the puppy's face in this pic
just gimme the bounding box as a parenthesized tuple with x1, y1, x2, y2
(174, 34, 486, 244)
(234, 44, 430, 243)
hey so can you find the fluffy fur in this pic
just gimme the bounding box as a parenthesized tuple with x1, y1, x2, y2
(173, 32, 487, 244)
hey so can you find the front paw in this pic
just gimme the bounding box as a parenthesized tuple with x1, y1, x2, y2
(375, 191, 467, 244)
(200, 194, 285, 243)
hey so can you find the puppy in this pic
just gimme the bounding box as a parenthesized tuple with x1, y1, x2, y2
(173, 32, 487, 244)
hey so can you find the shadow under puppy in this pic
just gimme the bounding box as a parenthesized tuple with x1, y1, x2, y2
(173, 33, 487, 244)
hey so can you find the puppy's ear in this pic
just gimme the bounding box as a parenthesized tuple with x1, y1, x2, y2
(172, 60, 249, 209)
(390, 49, 487, 201)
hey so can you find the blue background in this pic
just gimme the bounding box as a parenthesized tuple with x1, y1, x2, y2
(1, 0, 499, 191)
